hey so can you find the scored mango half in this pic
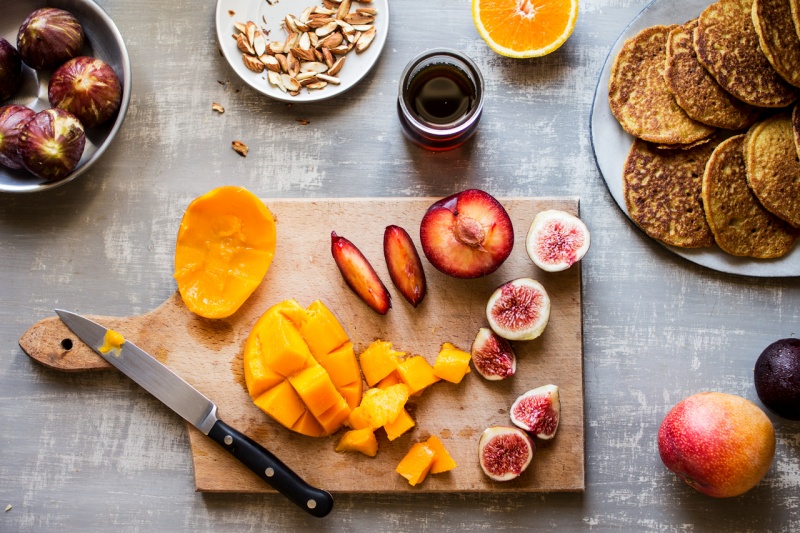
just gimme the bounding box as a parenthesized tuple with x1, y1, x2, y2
(243, 299, 363, 437)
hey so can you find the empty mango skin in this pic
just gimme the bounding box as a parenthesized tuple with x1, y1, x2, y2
(243, 299, 362, 436)
(174, 186, 277, 319)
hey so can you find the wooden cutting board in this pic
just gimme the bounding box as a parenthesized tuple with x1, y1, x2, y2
(20, 197, 584, 493)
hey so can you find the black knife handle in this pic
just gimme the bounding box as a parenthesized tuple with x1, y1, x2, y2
(207, 419, 333, 517)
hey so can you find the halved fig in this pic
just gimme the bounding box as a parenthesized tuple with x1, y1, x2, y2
(0, 38, 23, 101)
(478, 426, 535, 481)
(383, 225, 426, 307)
(486, 278, 550, 341)
(49, 56, 122, 127)
(17, 8, 84, 71)
(526, 210, 590, 272)
(510, 384, 561, 440)
(419, 189, 514, 278)
(17, 108, 85, 181)
(471, 327, 516, 380)
(0, 104, 35, 169)
(331, 231, 391, 315)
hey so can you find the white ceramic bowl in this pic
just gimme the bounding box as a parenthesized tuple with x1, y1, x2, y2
(0, 0, 131, 193)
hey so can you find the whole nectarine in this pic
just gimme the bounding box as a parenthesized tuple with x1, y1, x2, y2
(657, 392, 775, 498)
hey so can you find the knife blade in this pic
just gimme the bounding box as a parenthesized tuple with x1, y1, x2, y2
(55, 309, 333, 518)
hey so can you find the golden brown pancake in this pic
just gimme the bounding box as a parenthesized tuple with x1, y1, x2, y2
(695, 0, 799, 108)
(665, 19, 760, 130)
(752, 0, 800, 88)
(702, 135, 799, 257)
(623, 138, 718, 247)
(791, 0, 800, 40)
(744, 113, 800, 227)
(793, 103, 800, 160)
(609, 25, 716, 145)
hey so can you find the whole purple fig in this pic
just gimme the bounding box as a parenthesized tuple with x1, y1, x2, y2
(17, 8, 84, 70)
(0, 104, 36, 169)
(18, 108, 85, 180)
(49, 57, 122, 127)
(0, 38, 23, 101)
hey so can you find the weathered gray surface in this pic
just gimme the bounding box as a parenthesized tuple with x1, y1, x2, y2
(1, 0, 798, 531)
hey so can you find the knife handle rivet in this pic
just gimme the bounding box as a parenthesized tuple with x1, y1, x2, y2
(224, 435, 233, 445)
(265, 467, 274, 477)
(307, 500, 317, 510)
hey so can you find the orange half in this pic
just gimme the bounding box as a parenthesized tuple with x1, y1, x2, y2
(473, 0, 579, 58)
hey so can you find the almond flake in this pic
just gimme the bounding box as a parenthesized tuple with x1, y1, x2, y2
(212, 102, 225, 113)
(242, 53, 265, 72)
(231, 140, 248, 157)
(356, 27, 375, 52)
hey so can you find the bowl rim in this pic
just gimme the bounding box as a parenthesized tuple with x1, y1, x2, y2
(1, 0, 132, 194)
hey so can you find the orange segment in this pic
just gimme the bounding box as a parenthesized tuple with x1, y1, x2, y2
(473, 0, 579, 58)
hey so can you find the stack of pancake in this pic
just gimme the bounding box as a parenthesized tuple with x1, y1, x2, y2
(608, 0, 800, 258)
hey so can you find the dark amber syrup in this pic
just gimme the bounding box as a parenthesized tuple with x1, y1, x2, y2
(408, 64, 475, 125)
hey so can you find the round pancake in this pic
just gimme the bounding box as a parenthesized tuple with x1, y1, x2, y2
(695, 0, 799, 108)
(752, 0, 800, 88)
(793, 103, 800, 159)
(744, 113, 800, 227)
(623, 138, 718, 248)
(702, 135, 799, 258)
(665, 19, 760, 130)
(609, 25, 716, 145)
(792, 0, 800, 41)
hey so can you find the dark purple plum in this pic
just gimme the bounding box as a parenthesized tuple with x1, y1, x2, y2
(0, 38, 23, 101)
(49, 56, 122, 127)
(17, 8, 84, 70)
(0, 105, 36, 169)
(17, 108, 85, 181)
(754, 338, 800, 421)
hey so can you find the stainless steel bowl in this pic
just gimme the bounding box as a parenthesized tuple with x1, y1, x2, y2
(0, 0, 131, 193)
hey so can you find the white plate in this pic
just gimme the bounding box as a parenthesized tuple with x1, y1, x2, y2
(215, 0, 389, 103)
(590, 0, 800, 277)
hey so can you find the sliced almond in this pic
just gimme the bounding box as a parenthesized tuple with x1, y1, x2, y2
(261, 55, 281, 72)
(315, 20, 338, 37)
(300, 7, 314, 23)
(343, 13, 374, 25)
(309, 32, 319, 48)
(307, 16, 334, 29)
(212, 102, 225, 113)
(306, 81, 328, 90)
(299, 31, 311, 50)
(283, 32, 300, 53)
(268, 70, 287, 92)
(234, 21, 247, 34)
(269, 41, 285, 54)
(245, 21, 257, 47)
(319, 32, 343, 49)
(232, 140, 248, 157)
(315, 7, 336, 15)
(237, 34, 256, 55)
(323, 0, 338, 9)
(336, 0, 351, 20)
(242, 53, 265, 72)
(300, 61, 329, 74)
(328, 56, 345, 75)
(356, 8, 377, 15)
(352, 24, 373, 32)
(252, 30, 267, 57)
(329, 44, 350, 55)
(291, 46, 316, 62)
(316, 73, 340, 84)
(297, 72, 318, 81)
(322, 47, 334, 68)
(314, 48, 324, 62)
(287, 51, 300, 77)
(300, 76, 319, 86)
(356, 27, 376, 52)
(275, 53, 289, 72)
(284, 14, 299, 33)
(336, 20, 355, 33)
(281, 74, 301, 92)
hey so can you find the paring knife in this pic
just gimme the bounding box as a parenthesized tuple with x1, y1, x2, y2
(55, 309, 333, 518)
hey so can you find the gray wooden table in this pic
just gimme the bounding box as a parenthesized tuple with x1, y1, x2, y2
(2, 0, 799, 531)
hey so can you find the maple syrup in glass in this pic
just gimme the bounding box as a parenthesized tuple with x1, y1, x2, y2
(398, 49, 485, 151)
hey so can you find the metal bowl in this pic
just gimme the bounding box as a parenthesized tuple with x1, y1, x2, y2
(0, 0, 131, 193)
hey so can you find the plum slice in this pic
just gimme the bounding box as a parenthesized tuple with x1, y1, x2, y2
(331, 231, 391, 315)
(419, 189, 513, 278)
(384, 225, 427, 307)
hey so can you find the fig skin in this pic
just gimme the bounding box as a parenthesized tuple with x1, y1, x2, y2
(17, 8, 85, 71)
(478, 426, 535, 481)
(49, 57, 122, 127)
(0, 105, 36, 169)
(754, 338, 800, 420)
(471, 327, 516, 380)
(18, 108, 86, 181)
(0, 38, 23, 101)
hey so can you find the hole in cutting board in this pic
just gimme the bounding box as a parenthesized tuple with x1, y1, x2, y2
(60, 338, 73, 350)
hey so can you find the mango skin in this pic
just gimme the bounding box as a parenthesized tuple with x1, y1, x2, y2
(657, 392, 775, 498)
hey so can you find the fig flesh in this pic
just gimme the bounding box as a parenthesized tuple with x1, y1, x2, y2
(471, 327, 516, 380)
(49, 56, 122, 127)
(478, 426, 535, 481)
(0, 105, 35, 169)
(0, 38, 23, 101)
(17, 8, 85, 71)
(510, 384, 561, 440)
(754, 338, 800, 420)
(383, 225, 427, 307)
(419, 189, 514, 278)
(486, 278, 550, 341)
(17, 108, 85, 181)
(331, 231, 391, 315)
(526, 210, 590, 272)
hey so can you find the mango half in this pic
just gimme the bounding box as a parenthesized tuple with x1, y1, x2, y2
(243, 299, 362, 436)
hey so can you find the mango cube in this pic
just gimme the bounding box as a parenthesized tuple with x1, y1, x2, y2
(396, 356, 440, 395)
(359, 340, 403, 387)
(384, 408, 415, 441)
(426, 435, 457, 474)
(433, 342, 472, 384)
(335, 428, 378, 457)
(395, 442, 436, 486)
